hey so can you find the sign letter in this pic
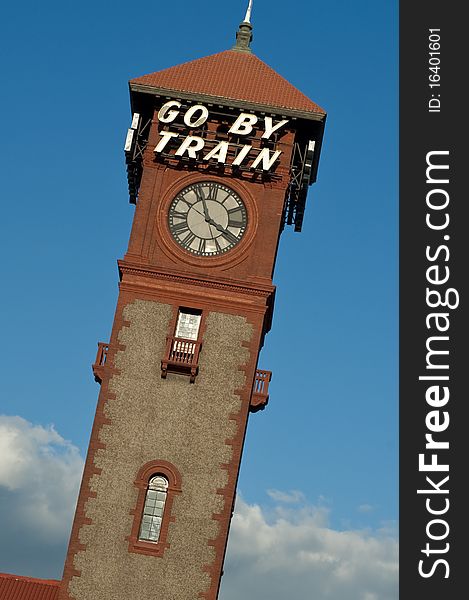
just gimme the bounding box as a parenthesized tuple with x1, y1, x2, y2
(262, 117, 289, 139)
(154, 131, 179, 153)
(158, 101, 182, 124)
(184, 104, 209, 128)
(175, 136, 205, 159)
(251, 148, 282, 171)
(229, 113, 258, 136)
(203, 141, 229, 164)
(232, 144, 252, 166)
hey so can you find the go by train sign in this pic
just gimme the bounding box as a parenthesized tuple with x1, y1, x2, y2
(125, 100, 290, 173)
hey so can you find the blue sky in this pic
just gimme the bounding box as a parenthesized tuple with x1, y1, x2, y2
(0, 1, 398, 597)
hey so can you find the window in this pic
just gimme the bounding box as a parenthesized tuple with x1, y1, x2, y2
(139, 475, 169, 542)
(161, 308, 203, 382)
(127, 460, 182, 557)
(175, 309, 201, 340)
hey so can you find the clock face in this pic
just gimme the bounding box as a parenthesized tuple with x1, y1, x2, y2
(168, 182, 248, 256)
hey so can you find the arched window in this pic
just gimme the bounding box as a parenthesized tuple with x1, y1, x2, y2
(128, 460, 182, 557)
(139, 475, 169, 542)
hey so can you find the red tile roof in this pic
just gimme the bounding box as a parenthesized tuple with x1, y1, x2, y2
(0, 573, 60, 600)
(130, 50, 325, 117)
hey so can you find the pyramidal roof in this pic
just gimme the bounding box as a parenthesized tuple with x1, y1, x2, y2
(130, 49, 325, 119)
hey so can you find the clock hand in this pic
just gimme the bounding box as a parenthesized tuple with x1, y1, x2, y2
(177, 204, 213, 237)
(191, 206, 206, 219)
(207, 218, 238, 244)
(207, 222, 216, 238)
(186, 206, 215, 237)
(197, 188, 211, 221)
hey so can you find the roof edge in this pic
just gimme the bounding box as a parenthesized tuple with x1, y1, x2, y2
(129, 83, 326, 122)
(0, 573, 61, 586)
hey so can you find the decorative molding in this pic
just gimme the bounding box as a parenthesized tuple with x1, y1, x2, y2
(118, 261, 275, 299)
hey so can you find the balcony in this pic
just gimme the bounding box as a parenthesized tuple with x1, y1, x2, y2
(161, 336, 202, 383)
(250, 370, 272, 412)
(92, 342, 109, 384)
(94, 339, 269, 399)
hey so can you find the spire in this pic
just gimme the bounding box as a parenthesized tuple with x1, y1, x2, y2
(244, 0, 253, 23)
(233, 1, 253, 53)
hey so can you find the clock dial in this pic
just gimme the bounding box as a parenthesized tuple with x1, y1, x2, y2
(168, 182, 248, 256)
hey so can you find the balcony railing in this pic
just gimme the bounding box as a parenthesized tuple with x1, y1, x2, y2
(250, 369, 272, 412)
(92, 342, 109, 384)
(93, 339, 269, 400)
(161, 336, 202, 383)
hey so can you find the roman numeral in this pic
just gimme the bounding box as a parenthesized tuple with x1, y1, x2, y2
(206, 184, 218, 201)
(172, 221, 190, 234)
(182, 231, 196, 247)
(227, 208, 244, 228)
(179, 196, 195, 208)
(171, 211, 188, 220)
(222, 230, 239, 245)
(198, 238, 206, 254)
(228, 220, 244, 228)
(194, 188, 205, 202)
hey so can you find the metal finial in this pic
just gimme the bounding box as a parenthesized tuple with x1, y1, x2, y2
(244, 0, 253, 23)
(233, 1, 253, 52)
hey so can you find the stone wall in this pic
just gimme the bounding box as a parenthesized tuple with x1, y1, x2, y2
(68, 299, 253, 600)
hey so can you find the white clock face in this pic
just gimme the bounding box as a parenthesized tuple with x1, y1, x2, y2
(168, 182, 247, 256)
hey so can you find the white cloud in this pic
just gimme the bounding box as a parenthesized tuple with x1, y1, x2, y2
(220, 496, 398, 600)
(267, 489, 306, 504)
(0, 415, 84, 577)
(0, 415, 398, 598)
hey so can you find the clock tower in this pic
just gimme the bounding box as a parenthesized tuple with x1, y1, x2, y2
(59, 6, 326, 600)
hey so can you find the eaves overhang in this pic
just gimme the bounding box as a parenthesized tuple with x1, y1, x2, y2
(129, 83, 327, 124)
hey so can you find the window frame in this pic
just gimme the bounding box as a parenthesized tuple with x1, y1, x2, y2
(138, 474, 169, 543)
(127, 460, 182, 557)
(174, 308, 202, 340)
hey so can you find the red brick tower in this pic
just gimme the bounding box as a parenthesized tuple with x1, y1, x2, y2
(59, 8, 326, 600)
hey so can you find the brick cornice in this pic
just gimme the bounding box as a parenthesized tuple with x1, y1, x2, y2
(118, 260, 275, 299)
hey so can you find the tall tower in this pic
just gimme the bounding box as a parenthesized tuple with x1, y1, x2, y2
(59, 8, 325, 600)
